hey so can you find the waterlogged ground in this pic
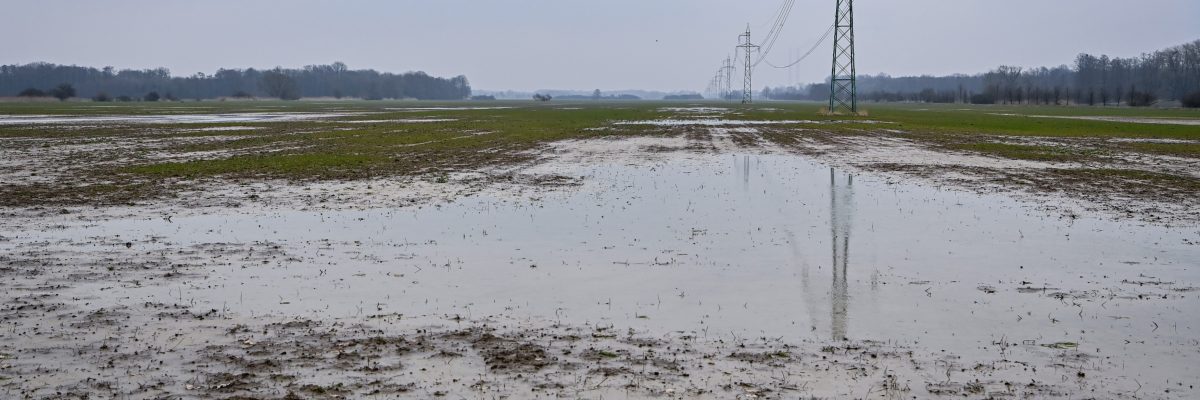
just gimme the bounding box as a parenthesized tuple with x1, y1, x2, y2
(0, 101, 1198, 399)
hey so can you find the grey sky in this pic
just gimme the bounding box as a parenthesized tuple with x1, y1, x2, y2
(3, 0, 1198, 92)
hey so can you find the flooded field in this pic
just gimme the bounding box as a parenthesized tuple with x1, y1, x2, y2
(0, 102, 1197, 399)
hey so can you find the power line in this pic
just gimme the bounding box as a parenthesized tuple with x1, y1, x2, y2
(704, 0, 855, 101)
(756, 0, 793, 32)
(765, 24, 835, 69)
(753, 0, 797, 67)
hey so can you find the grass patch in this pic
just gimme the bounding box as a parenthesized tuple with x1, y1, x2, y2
(0, 182, 166, 207)
(1123, 142, 1200, 157)
(951, 142, 1093, 162)
(1051, 168, 1200, 192)
(863, 104, 1200, 139)
(129, 153, 382, 178)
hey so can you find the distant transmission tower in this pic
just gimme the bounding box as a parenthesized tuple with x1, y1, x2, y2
(708, 56, 736, 102)
(829, 0, 857, 114)
(722, 56, 735, 101)
(737, 26, 760, 104)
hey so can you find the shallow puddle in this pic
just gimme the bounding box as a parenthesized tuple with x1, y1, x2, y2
(614, 119, 883, 126)
(1031, 115, 1200, 126)
(384, 107, 514, 111)
(0, 112, 359, 125)
(186, 126, 264, 132)
(336, 118, 459, 124)
(657, 107, 731, 113)
(7, 147, 1199, 389)
(988, 113, 1200, 126)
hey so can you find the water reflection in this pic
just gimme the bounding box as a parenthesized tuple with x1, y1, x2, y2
(743, 156, 750, 186)
(734, 154, 752, 191)
(830, 168, 854, 340)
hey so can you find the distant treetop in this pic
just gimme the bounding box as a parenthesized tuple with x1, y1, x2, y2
(1, 62, 472, 101)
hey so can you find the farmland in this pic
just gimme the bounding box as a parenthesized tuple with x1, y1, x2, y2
(1, 100, 1198, 399)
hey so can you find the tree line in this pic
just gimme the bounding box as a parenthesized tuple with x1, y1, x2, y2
(0, 62, 471, 101)
(764, 39, 1200, 107)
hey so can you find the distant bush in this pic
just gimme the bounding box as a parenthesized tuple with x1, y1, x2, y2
(92, 92, 111, 102)
(18, 88, 46, 97)
(116, 95, 133, 102)
(144, 91, 160, 102)
(1183, 91, 1200, 108)
(230, 90, 253, 99)
(363, 87, 383, 100)
(970, 93, 995, 104)
(470, 95, 496, 101)
(49, 83, 76, 101)
(562, 93, 640, 100)
(919, 88, 957, 103)
(533, 93, 552, 102)
(664, 94, 704, 100)
(1126, 89, 1156, 107)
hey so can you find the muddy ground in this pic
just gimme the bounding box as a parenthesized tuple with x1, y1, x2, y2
(1, 104, 1198, 399)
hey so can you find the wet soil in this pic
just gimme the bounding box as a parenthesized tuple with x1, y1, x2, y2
(0, 106, 1197, 399)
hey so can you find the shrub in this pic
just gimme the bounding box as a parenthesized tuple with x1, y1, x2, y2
(1126, 90, 1156, 107)
(18, 88, 46, 97)
(970, 93, 995, 105)
(144, 91, 160, 102)
(1183, 91, 1200, 108)
(48, 83, 76, 101)
(92, 92, 111, 102)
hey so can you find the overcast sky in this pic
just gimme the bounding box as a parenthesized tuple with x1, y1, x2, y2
(3, 0, 1198, 92)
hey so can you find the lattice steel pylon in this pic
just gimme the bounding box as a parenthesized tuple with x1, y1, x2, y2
(828, 0, 857, 114)
(737, 26, 760, 104)
(723, 56, 735, 101)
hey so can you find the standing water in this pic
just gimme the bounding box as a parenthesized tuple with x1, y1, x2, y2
(6, 149, 1198, 393)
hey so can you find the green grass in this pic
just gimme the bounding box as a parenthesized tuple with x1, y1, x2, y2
(1053, 168, 1200, 191)
(950, 142, 1094, 162)
(851, 103, 1199, 139)
(1123, 142, 1200, 157)
(115, 104, 674, 179)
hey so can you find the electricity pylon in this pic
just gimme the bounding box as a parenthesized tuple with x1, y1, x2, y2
(829, 0, 857, 114)
(721, 56, 735, 101)
(708, 56, 736, 102)
(737, 26, 760, 104)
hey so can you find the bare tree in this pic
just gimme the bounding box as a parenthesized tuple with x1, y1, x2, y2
(260, 69, 300, 100)
(48, 83, 75, 101)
